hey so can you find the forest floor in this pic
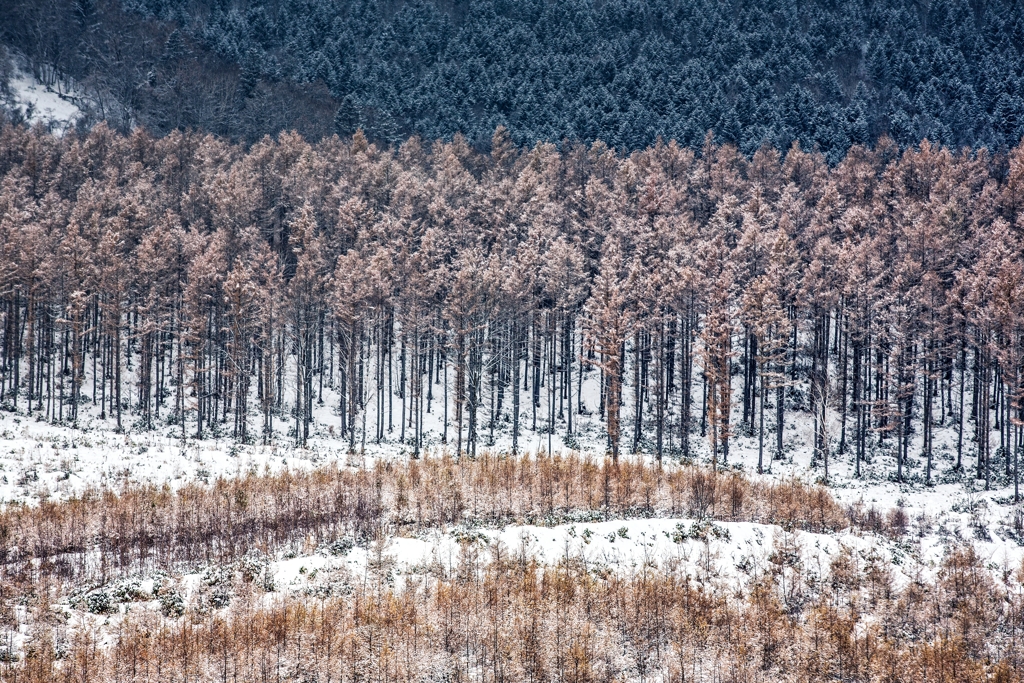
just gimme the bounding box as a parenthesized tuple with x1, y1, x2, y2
(1, 365, 1022, 614)
(1, 356, 1023, 674)
(2, 53, 84, 132)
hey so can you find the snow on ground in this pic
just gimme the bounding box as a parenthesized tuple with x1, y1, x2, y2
(0, 412, 348, 504)
(325, 514, 1017, 598)
(3, 56, 84, 131)
(1, 375, 1018, 564)
(49, 511, 996, 647)
(1, 355, 1022, 603)
(721, 409, 1024, 577)
(0, 360, 613, 504)
(3, 361, 1023, 659)
(264, 517, 874, 598)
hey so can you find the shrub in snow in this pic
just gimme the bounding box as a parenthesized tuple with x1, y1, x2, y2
(202, 566, 230, 587)
(197, 566, 233, 608)
(237, 550, 276, 591)
(325, 537, 354, 556)
(239, 551, 267, 582)
(208, 588, 231, 608)
(671, 520, 731, 544)
(86, 591, 113, 614)
(150, 571, 169, 596)
(159, 591, 185, 618)
(112, 579, 145, 602)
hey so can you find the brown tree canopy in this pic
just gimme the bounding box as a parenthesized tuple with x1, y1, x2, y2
(0, 124, 1023, 493)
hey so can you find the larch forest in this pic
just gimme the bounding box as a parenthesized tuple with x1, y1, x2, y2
(1, 1, 1024, 682)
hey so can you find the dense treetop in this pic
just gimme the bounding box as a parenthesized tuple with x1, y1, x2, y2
(3, 0, 1024, 155)
(2, 122, 1024, 487)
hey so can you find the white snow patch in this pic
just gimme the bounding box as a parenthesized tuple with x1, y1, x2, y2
(4, 57, 84, 131)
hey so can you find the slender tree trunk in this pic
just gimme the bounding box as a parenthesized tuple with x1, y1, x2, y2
(758, 358, 766, 474)
(512, 319, 521, 454)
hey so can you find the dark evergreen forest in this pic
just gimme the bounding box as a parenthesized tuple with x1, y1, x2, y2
(3, 0, 1024, 156)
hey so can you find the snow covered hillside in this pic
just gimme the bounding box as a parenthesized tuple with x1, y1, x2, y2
(1, 53, 83, 132)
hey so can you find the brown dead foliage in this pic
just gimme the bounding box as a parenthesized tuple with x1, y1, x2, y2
(1, 454, 848, 587)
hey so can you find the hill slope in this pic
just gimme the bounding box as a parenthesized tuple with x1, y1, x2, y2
(2, 0, 1024, 154)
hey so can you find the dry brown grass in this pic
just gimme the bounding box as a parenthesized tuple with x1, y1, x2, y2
(3, 455, 1017, 683)
(1, 453, 848, 589)
(3, 541, 1021, 683)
